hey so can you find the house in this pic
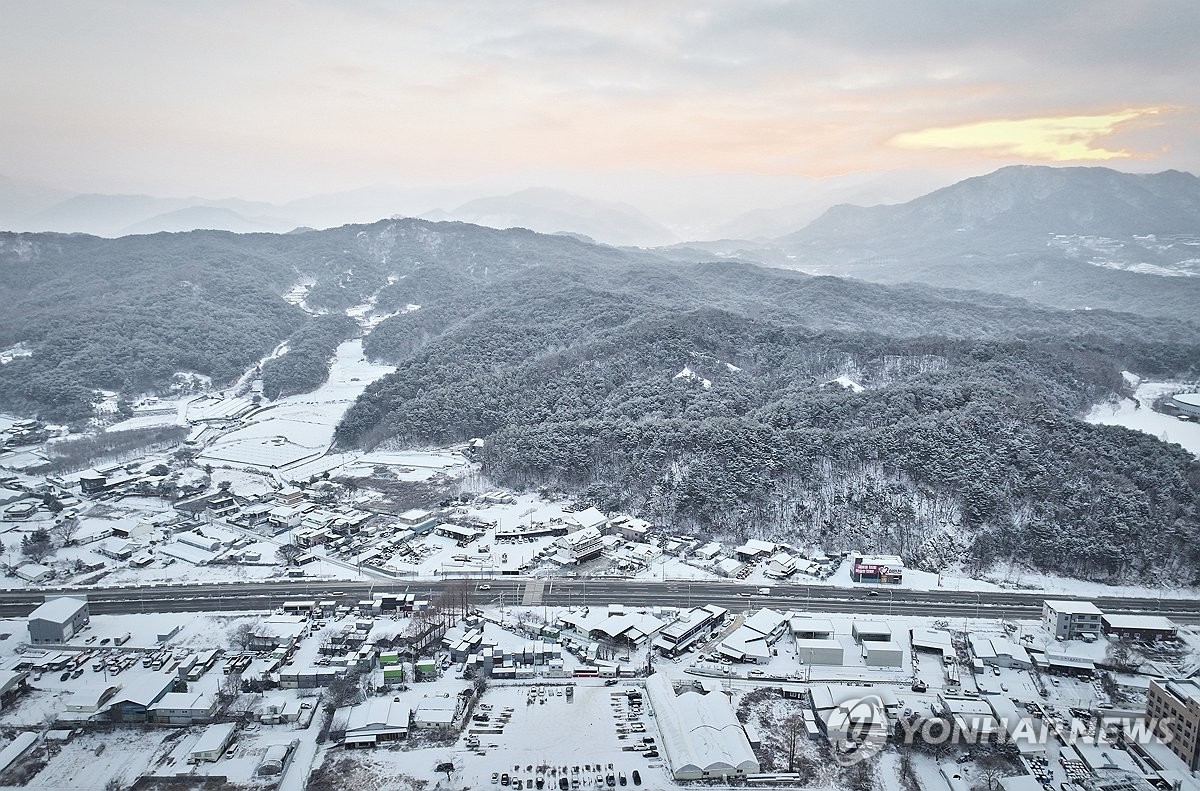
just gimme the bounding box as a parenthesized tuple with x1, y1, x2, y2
(15, 563, 53, 584)
(149, 691, 219, 725)
(188, 723, 237, 763)
(1043, 600, 1103, 641)
(733, 539, 775, 562)
(695, 542, 722, 561)
(28, 596, 89, 644)
(764, 551, 798, 579)
(268, 506, 304, 531)
(609, 515, 650, 541)
(274, 486, 306, 506)
(566, 506, 608, 532)
(259, 697, 303, 725)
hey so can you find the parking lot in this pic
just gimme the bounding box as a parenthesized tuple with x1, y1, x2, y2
(454, 681, 663, 789)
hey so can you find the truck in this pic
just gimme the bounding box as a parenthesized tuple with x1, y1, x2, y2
(114, 632, 131, 646)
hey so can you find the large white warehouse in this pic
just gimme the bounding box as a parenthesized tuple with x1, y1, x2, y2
(646, 674, 760, 780)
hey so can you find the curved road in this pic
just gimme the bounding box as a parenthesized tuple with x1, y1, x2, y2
(3, 579, 1197, 623)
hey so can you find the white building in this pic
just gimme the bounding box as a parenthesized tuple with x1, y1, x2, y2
(556, 526, 604, 563)
(647, 675, 759, 780)
(188, 723, 237, 762)
(342, 698, 409, 746)
(797, 638, 844, 665)
(863, 641, 904, 668)
(1043, 600, 1103, 641)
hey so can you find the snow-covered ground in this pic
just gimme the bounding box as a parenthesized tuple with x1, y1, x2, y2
(198, 338, 395, 471)
(1085, 378, 1200, 457)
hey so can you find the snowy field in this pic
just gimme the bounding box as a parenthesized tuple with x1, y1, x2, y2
(1085, 378, 1200, 457)
(198, 338, 394, 471)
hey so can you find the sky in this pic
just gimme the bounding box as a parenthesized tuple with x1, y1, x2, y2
(1, 0, 1198, 231)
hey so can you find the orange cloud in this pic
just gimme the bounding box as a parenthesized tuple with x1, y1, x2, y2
(887, 107, 1170, 161)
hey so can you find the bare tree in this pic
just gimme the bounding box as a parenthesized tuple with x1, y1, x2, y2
(974, 767, 1005, 791)
(51, 515, 82, 546)
(218, 671, 242, 704)
(782, 713, 804, 772)
(275, 541, 304, 566)
(229, 622, 256, 652)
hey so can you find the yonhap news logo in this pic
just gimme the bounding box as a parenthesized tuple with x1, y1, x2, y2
(829, 694, 890, 766)
(830, 696, 1176, 764)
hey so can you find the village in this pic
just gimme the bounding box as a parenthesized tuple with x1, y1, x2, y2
(0, 342, 1198, 791)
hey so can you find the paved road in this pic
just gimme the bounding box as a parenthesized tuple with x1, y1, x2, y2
(3, 579, 1198, 623)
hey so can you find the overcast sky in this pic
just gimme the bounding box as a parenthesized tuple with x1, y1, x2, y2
(1, 0, 1197, 223)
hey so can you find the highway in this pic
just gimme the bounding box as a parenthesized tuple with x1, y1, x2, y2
(3, 578, 1198, 623)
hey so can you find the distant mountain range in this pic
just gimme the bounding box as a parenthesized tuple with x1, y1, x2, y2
(0, 177, 674, 246)
(666, 165, 1200, 324)
(421, 188, 676, 247)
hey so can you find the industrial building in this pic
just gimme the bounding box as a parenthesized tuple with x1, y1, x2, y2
(790, 618, 835, 640)
(647, 675, 759, 780)
(342, 698, 410, 746)
(863, 641, 904, 668)
(1102, 614, 1177, 641)
(796, 638, 844, 665)
(851, 621, 893, 644)
(1145, 679, 1200, 770)
(27, 596, 90, 644)
(1043, 600, 1103, 641)
(1168, 392, 1200, 418)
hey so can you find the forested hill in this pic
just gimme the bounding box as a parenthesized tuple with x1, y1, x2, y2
(0, 220, 650, 422)
(335, 240, 1200, 583)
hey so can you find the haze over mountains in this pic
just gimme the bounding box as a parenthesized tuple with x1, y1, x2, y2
(2, 163, 1199, 579)
(0, 168, 949, 246)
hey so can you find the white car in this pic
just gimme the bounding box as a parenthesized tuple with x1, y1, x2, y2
(478, 584, 492, 590)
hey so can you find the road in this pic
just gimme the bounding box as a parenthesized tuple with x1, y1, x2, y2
(3, 578, 1198, 623)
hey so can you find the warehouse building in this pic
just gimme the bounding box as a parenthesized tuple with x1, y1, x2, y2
(851, 621, 893, 644)
(791, 618, 836, 640)
(863, 641, 904, 668)
(647, 675, 759, 780)
(1102, 614, 1177, 642)
(796, 638, 845, 665)
(27, 596, 90, 644)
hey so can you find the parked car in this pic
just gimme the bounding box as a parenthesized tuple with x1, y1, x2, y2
(631, 771, 641, 786)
